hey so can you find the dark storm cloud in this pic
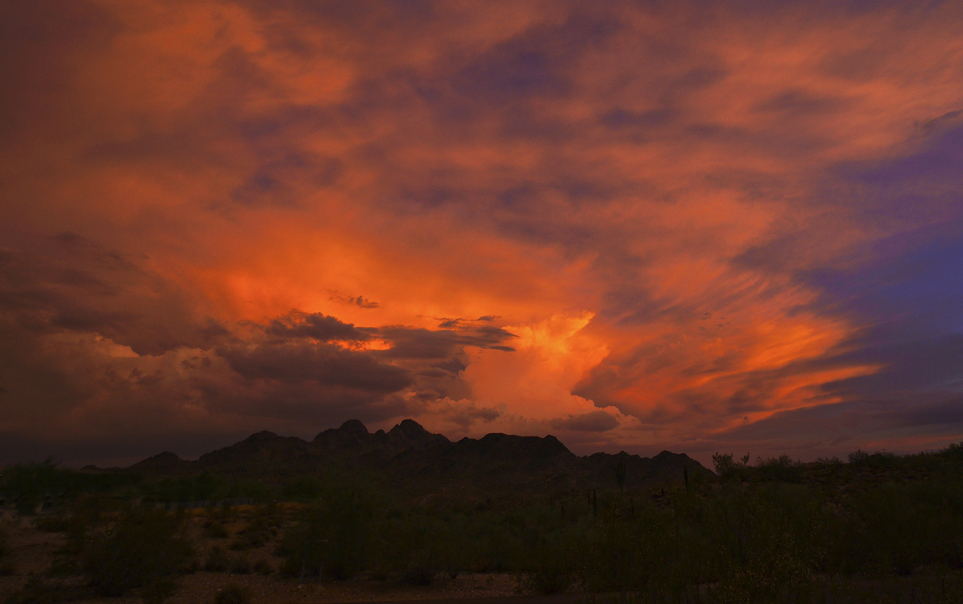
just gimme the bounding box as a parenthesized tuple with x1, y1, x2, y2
(218, 340, 411, 392)
(0, 224, 513, 464)
(376, 323, 517, 358)
(266, 310, 369, 342)
(0, 234, 228, 355)
(0, 233, 423, 464)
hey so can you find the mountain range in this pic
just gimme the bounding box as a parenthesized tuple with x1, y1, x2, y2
(130, 419, 712, 502)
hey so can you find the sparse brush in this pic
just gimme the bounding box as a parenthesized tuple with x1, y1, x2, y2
(0, 560, 15, 576)
(205, 546, 231, 572)
(231, 516, 272, 550)
(253, 559, 273, 575)
(401, 564, 436, 586)
(6, 575, 97, 603)
(35, 514, 72, 533)
(280, 491, 371, 580)
(83, 508, 193, 597)
(229, 554, 252, 575)
(213, 583, 251, 604)
(204, 520, 229, 539)
(141, 577, 178, 604)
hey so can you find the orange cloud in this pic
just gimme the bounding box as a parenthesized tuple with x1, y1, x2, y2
(2, 1, 963, 465)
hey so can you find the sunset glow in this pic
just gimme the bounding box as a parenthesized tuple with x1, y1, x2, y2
(2, 1, 962, 466)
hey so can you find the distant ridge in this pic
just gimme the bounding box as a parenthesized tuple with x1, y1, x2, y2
(313, 418, 450, 455)
(125, 419, 711, 500)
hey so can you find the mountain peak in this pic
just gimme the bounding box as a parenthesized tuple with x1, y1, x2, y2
(390, 418, 426, 436)
(243, 430, 279, 443)
(129, 450, 185, 472)
(339, 419, 369, 437)
(127, 421, 712, 499)
(388, 419, 449, 450)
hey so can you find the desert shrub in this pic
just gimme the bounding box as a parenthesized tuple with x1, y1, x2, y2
(205, 546, 231, 572)
(2, 460, 66, 514)
(701, 483, 829, 602)
(3, 576, 94, 604)
(712, 452, 752, 482)
(34, 515, 72, 533)
(839, 479, 963, 575)
(704, 486, 822, 603)
(141, 577, 178, 604)
(148, 472, 271, 505)
(0, 461, 142, 514)
(230, 516, 271, 550)
(213, 583, 250, 604)
(83, 508, 193, 597)
(229, 554, 252, 575)
(0, 528, 13, 576)
(280, 489, 371, 580)
(204, 520, 228, 539)
(373, 510, 446, 584)
(755, 455, 805, 483)
(253, 558, 273, 575)
(281, 477, 326, 502)
(571, 484, 825, 602)
(524, 527, 584, 595)
(457, 511, 520, 572)
(581, 500, 677, 597)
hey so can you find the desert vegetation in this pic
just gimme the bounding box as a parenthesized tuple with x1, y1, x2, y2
(2, 444, 963, 603)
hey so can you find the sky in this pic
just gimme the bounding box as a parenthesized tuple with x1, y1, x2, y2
(2, 0, 963, 467)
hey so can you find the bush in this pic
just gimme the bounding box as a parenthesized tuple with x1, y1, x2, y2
(0, 527, 14, 576)
(204, 520, 228, 539)
(83, 508, 193, 597)
(755, 455, 805, 483)
(712, 452, 752, 482)
(213, 583, 250, 604)
(705, 485, 821, 603)
(229, 554, 252, 575)
(205, 546, 231, 572)
(230, 516, 271, 550)
(2, 459, 65, 514)
(837, 479, 963, 575)
(141, 577, 178, 604)
(253, 559, 273, 575)
(280, 490, 371, 580)
(4, 576, 93, 604)
(524, 531, 582, 595)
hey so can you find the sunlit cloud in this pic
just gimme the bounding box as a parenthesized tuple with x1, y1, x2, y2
(2, 0, 962, 465)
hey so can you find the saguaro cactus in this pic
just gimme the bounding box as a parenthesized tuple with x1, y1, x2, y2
(615, 457, 627, 493)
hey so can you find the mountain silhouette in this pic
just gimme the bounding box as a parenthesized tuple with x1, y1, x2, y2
(129, 419, 711, 501)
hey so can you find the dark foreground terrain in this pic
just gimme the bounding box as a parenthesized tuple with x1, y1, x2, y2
(2, 421, 963, 603)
